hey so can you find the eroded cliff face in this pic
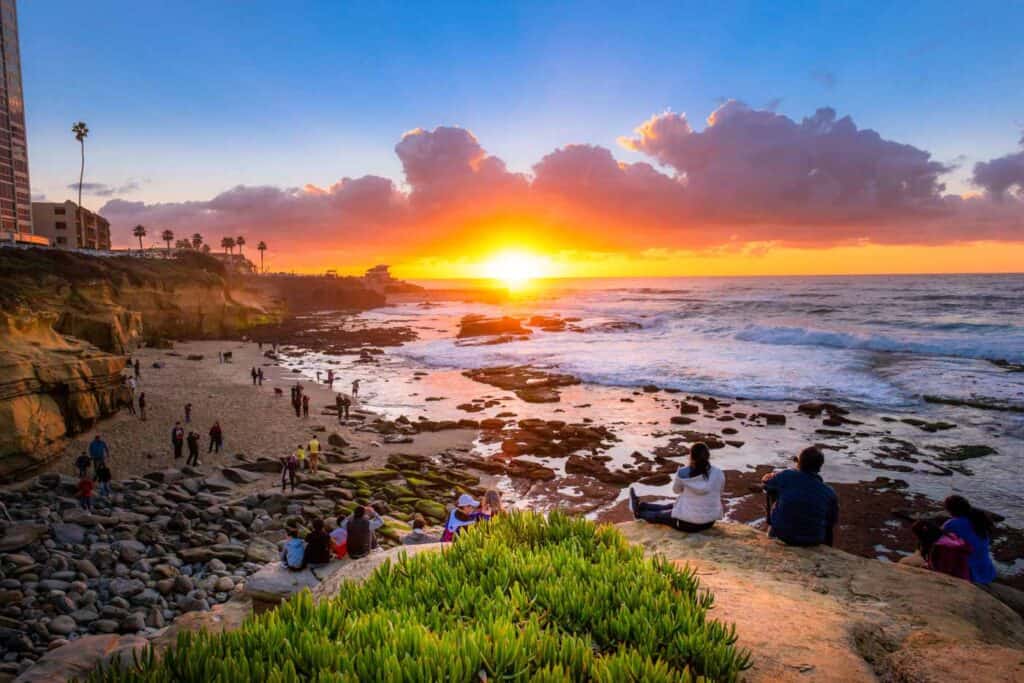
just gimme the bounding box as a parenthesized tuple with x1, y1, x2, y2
(0, 313, 128, 480)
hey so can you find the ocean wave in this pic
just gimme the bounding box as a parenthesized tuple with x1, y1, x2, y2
(735, 325, 1024, 361)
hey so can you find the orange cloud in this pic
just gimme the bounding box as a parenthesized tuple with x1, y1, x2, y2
(100, 105, 1024, 275)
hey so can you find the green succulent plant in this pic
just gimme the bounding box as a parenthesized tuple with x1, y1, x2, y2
(87, 512, 751, 682)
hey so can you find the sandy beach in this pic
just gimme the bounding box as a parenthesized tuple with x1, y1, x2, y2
(48, 340, 478, 482)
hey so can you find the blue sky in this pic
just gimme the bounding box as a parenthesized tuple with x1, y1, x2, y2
(20, 0, 1024, 208)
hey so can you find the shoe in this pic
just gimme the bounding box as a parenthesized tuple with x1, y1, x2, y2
(628, 487, 640, 519)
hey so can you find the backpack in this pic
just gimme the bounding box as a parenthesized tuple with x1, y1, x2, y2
(928, 532, 973, 581)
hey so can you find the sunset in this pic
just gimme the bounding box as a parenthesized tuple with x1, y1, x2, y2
(1, 2, 1023, 680)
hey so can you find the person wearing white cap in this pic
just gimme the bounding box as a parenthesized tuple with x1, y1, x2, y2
(441, 493, 481, 542)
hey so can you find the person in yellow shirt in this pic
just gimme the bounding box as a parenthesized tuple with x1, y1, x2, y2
(308, 436, 320, 474)
(295, 444, 307, 471)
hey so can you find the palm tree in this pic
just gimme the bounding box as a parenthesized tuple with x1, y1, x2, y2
(72, 122, 89, 242)
(235, 235, 246, 257)
(191, 233, 203, 249)
(257, 241, 267, 273)
(161, 229, 174, 255)
(133, 224, 147, 252)
(221, 236, 235, 255)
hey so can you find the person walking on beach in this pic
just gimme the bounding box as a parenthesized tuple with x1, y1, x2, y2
(208, 421, 223, 454)
(338, 394, 351, 420)
(95, 463, 112, 497)
(281, 452, 298, 492)
(77, 476, 94, 511)
(351, 379, 360, 397)
(133, 359, 140, 379)
(316, 370, 322, 384)
(295, 443, 307, 471)
(302, 393, 310, 418)
(184, 402, 192, 423)
(124, 377, 136, 416)
(251, 367, 258, 386)
(138, 392, 147, 421)
(308, 436, 320, 474)
(75, 451, 91, 479)
(171, 422, 185, 459)
(186, 431, 201, 466)
(335, 394, 344, 422)
(327, 369, 334, 388)
(762, 446, 838, 547)
(89, 435, 109, 469)
(218, 351, 224, 364)
(257, 368, 264, 386)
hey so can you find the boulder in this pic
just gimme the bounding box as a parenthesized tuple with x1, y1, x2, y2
(0, 523, 49, 552)
(50, 523, 87, 546)
(456, 315, 531, 338)
(244, 561, 343, 604)
(14, 634, 147, 683)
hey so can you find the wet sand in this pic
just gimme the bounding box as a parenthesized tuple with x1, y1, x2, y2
(47, 340, 477, 481)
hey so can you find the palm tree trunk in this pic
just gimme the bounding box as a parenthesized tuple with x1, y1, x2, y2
(78, 140, 85, 247)
(260, 251, 264, 273)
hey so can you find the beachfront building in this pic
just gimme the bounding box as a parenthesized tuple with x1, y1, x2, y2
(0, 0, 42, 245)
(31, 201, 111, 250)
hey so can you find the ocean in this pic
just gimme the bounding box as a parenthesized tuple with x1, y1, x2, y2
(282, 273, 1024, 531)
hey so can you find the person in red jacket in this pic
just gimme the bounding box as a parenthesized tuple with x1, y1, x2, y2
(77, 477, 94, 511)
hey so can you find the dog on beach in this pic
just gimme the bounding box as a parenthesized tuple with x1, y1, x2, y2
(273, 387, 283, 397)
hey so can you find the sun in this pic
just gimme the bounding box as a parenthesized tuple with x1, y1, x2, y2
(479, 249, 549, 290)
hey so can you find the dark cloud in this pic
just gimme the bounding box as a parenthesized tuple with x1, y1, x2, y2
(973, 148, 1024, 198)
(67, 180, 142, 197)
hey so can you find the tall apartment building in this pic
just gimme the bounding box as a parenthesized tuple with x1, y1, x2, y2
(31, 201, 111, 250)
(0, 0, 32, 234)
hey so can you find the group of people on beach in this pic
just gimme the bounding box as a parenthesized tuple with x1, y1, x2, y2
(629, 442, 998, 587)
(281, 489, 506, 571)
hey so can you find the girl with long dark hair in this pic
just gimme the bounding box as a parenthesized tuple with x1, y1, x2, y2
(943, 495, 997, 585)
(630, 442, 725, 533)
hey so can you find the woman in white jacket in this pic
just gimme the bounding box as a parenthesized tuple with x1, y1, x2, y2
(630, 442, 725, 532)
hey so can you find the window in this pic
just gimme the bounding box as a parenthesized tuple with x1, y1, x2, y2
(55, 221, 66, 230)
(53, 207, 65, 215)
(55, 236, 67, 245)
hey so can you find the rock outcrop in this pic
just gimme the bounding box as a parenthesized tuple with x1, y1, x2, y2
(0, 313, 127, 480)
(621, 522, 1024, 682)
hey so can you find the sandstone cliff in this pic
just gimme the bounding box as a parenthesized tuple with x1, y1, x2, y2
(0, 313, 127, 480)
(0, 248, 383, 480)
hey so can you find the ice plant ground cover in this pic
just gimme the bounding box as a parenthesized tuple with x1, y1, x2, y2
(88, 512, 751, 682)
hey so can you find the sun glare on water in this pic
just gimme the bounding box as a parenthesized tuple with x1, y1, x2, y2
(479, 249, 549, 290)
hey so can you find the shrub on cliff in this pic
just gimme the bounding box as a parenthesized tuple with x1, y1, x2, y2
(88, 512, 750, 682)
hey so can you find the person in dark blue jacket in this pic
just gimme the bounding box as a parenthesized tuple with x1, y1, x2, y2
(762, 447, 838, 547)
(942, 495, 997, 585)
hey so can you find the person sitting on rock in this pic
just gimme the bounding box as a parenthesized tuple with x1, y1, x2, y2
(942, 495, 997, 585)
(281, 524, 306, 571)
(347, 505, 383, 560)
(330, 515, 349, 559)
(441, 494, 481, 542)
(629, 442, 725, 532)
(762, 446, 839, 547)
(304, 518, 333, 569)
(402, 514, 440, 545)
(75, 451, 92, 479)
(479, 489, 505, 521)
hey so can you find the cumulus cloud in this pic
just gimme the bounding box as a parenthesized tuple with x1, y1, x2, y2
(972, 147, 1024, 199)
(100, 106, 1024, 265)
